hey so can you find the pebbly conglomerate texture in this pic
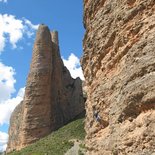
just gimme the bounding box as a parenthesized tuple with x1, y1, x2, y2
(81, 0, 155, 154)
(7, 25, 85, 153)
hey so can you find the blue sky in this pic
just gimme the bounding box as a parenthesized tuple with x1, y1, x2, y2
(0, 0, 84, 151)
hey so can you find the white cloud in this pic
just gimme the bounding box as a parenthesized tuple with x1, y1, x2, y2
(23, 18, 39, 30)
(0, 61, 25, 125)
(0, 32, 5, 52)
(0, 0, 7, 3)
(0, 87, 24, 152)
(0, 14, 38, 52)
(62, 53, 84, 80)
(0, 87, 25, 126)
(22, 18, 39, 38)
(0, 62, 25, 151)
(0, 62, 16, 103)
(0, 131, 8, 152)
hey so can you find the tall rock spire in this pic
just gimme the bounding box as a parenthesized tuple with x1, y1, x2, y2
(51, 31, 59, 45)
(7, 25, 85, 153)
(7, 24, 53, 151)
(20, 24, 53, 147)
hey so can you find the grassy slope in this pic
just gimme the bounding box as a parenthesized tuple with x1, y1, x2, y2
(8, 118, 85, 155)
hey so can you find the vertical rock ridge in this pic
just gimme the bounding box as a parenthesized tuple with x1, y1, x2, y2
(7, 25, 85, 153)
(20, 24, 53, 148)
(51, 31, 59, 45)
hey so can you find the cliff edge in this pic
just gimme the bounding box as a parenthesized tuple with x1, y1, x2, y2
(82, 0, 155, 154)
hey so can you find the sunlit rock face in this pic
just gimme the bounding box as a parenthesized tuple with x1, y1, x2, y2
(7, 25, 85, 153)
(82, 0, 155, 154)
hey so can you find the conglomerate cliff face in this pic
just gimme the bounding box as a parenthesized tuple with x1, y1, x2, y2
(7, 25, 85, 153)
(81, 0, 155, 154)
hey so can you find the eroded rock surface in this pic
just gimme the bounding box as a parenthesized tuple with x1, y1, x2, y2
(81, 0, 155, 154)
(7, 25, 84, 153)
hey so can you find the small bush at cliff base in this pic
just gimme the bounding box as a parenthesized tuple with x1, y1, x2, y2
(8, 118, 85, 155)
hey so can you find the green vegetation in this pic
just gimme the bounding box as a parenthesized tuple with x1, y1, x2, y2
(78, 149, 85, 155)
(8, 118, 85, 155)
(78, 143, 87, 155)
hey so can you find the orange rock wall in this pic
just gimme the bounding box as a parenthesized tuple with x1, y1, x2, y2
(82, 0, 155, 154)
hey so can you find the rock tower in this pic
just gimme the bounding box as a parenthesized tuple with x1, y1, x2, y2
(7, 24, 85, 152)
(82, 0, 155, 154)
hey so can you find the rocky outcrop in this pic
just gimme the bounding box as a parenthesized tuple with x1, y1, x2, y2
(7, 25, 84, 153)
(7, 102, 24, 152)
(82, 0, 155, 154)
